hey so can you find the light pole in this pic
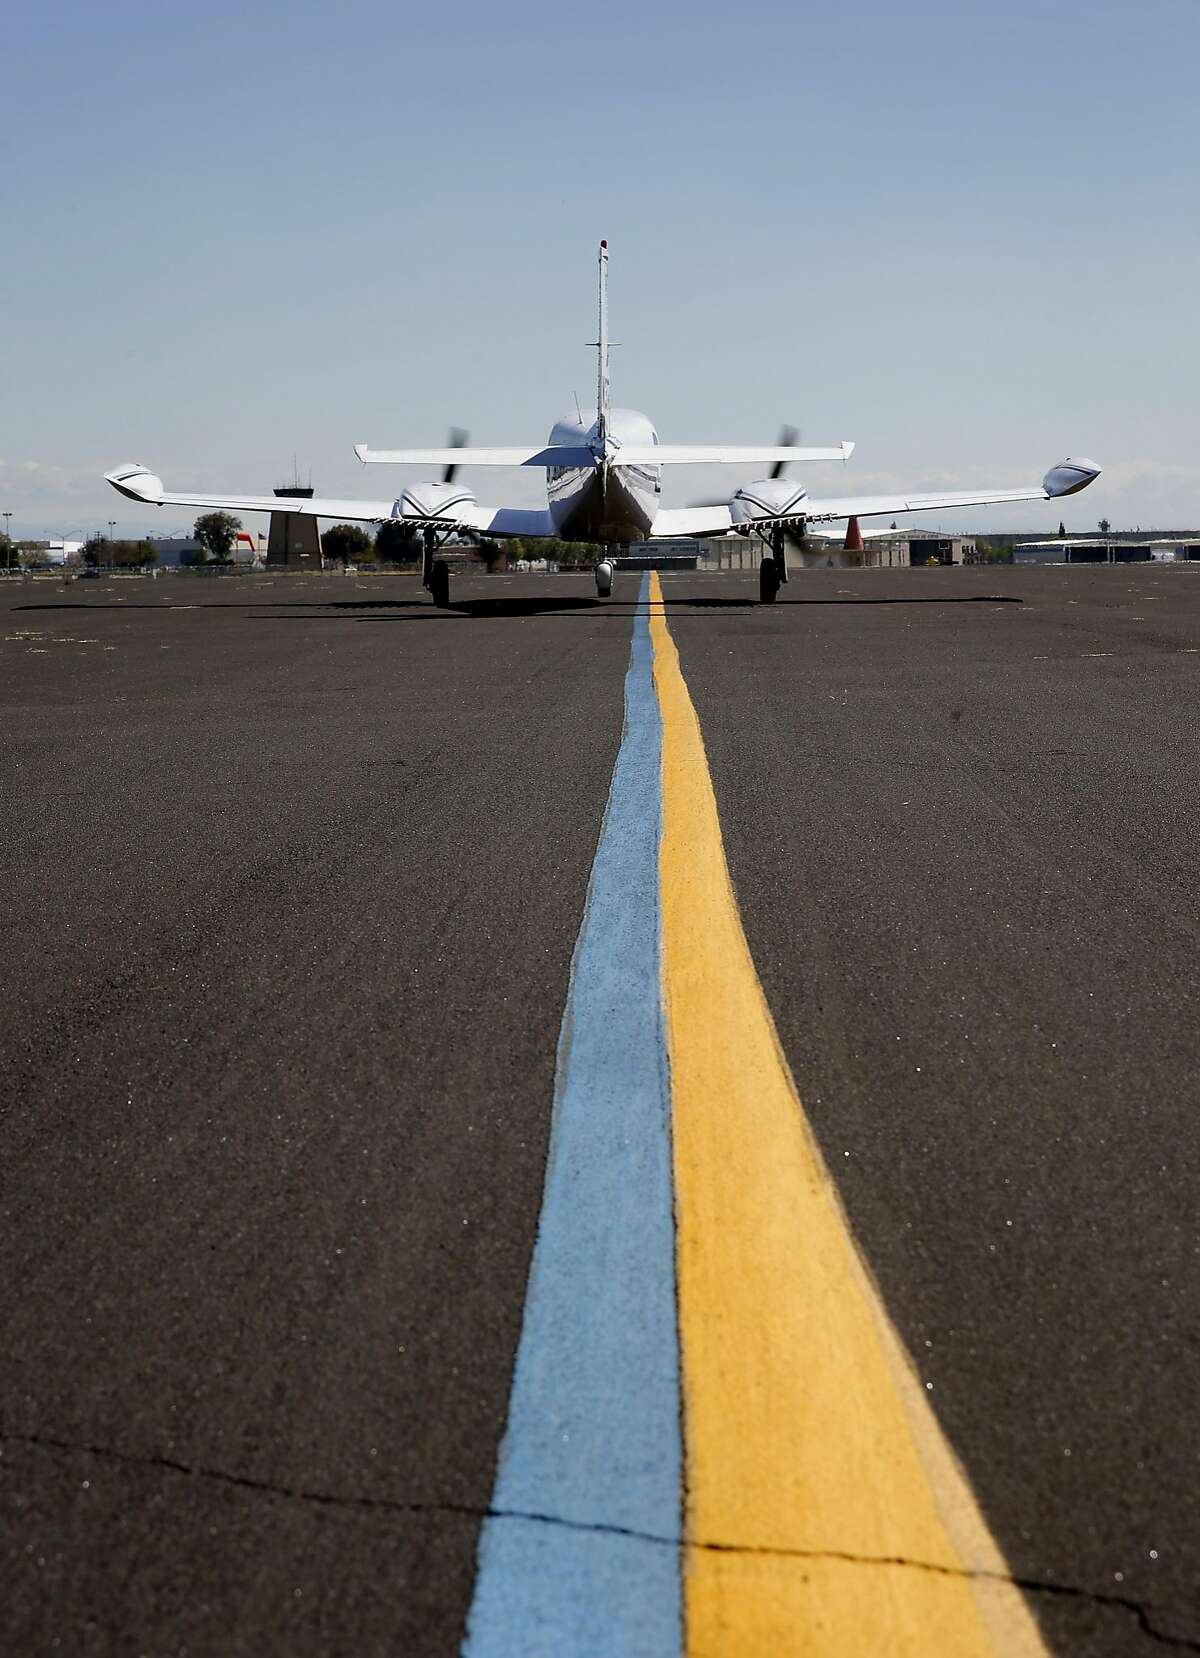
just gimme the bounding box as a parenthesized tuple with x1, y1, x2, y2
(107, 520, 116, 570)
(2, 512, 11, 571)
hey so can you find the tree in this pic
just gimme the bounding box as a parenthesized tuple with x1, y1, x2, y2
(323, 523, 372, 567)
(194, 512, 241, 562)
(550, 538, 603, 567)
(1058, 520, 1066, 538)
(0, 532, 12, 570)
(112, 539, 156, 568)
(82, 534, 106, 568)
(1098, 517, 1112, 535)
(375, 520, 418, 564)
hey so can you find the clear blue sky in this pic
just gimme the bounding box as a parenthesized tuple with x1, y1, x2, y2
(4, 0, 1198, 538)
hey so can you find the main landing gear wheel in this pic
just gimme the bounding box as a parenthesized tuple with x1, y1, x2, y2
(759, 554, 781, 604)
(429, 559, 450, 608)
(595, 559, 614, 599)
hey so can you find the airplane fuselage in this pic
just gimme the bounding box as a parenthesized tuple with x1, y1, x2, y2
(546, 408, 661, 544)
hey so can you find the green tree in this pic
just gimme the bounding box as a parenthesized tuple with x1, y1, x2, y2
(972, 538, 1012, 564)
(194, 511, 241, 562)
(112, 539, 157, 568)
(0, 532, 13, 570)
(1098, 517, 1112, 535)
(1058, 521, 1066, 538)
(553, 538, 603, 566)
(375, 520, 417, 564)
(323, 523, 372, 567)
(82, 534, 106, 568)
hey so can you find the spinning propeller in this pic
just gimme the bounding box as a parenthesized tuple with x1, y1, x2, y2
(769, 425, 799, 480)
(442, 428, 468, 484)
(687, 424, 804, 511)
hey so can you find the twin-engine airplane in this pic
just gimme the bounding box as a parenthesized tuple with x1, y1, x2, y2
(106, 242, 1100, 605)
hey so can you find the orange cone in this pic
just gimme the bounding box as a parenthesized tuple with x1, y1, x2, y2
(844, 515, 863, 552)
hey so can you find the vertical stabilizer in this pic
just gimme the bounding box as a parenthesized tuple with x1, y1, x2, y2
(596, 239, 610, 443)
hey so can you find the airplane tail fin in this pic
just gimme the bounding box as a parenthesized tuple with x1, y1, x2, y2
(596, 239, 610, 442)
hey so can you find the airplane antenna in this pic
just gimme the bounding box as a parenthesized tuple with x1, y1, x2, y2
(596, 240, 609, 444)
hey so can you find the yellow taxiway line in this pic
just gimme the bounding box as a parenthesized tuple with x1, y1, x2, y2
(649, 573, 1048, 1657)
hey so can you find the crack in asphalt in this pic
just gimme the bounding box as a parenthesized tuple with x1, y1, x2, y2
(5, 1429, 1197, 1652)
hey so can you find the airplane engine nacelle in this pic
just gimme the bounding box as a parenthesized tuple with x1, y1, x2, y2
(392, 482, 477, 520)
(729, 478, 808, 529)
(1042, 457, 1102, 497)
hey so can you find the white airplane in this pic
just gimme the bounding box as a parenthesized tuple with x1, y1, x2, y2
(106, 242, 1101, 605)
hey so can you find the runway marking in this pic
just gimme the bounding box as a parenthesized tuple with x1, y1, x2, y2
(465, 575, 1048, 1656)
(648, 573, 1049, 1657)
(464, 573, 682, 1657)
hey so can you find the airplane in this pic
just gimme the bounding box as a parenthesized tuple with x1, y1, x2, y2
(105, 242, 1101, 606)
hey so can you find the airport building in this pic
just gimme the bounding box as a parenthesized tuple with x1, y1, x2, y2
(861, 531, 975, 568)
(694, 530, 975, 571)
(149, 538, 205, 567)
(8, 539, 84, 567)
(1013, 537, 1200, 565)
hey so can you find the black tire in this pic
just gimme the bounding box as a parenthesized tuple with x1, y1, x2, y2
(430, 559, 450, 608)
(759, 555, 780, 604)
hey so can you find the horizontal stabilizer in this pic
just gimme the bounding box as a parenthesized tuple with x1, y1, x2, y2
(617, 442, 854, 466)
(354, 443, 595, 468)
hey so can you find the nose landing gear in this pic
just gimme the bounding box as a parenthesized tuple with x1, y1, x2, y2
(595, 558, 614, 599)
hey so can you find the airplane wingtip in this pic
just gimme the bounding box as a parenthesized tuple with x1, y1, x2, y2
(105, 464, 164, 503)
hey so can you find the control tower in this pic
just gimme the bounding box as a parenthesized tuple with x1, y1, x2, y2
(266, 484, 323, 568)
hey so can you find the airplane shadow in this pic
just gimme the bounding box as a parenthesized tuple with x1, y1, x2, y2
(338, 594, 1025, 619)
(16, 593, 1023, 621)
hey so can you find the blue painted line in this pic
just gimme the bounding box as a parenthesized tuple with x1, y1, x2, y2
(462, 573, 681, 1658)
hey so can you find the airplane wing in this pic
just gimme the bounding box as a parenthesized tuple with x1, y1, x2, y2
(105, 465, 554, 538)
(651, 459, 1101, 538)
(618, 442, 854, 466)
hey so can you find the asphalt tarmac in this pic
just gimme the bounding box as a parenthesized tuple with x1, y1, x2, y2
(2, 564, 1198, 1656)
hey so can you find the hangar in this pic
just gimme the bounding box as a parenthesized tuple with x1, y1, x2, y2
(695, 530, 976, 571)
(1014, 538, 1200, 565)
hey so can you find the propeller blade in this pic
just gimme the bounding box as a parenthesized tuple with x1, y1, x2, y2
(769, 425, 800, 480)
(442, 427, 469, 485)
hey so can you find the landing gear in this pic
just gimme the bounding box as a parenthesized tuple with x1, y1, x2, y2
(422, 526, 450, 608)
(758, 525, 788, 604)
(770, 524, 788, 587)
(595, 558, 614, 599)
